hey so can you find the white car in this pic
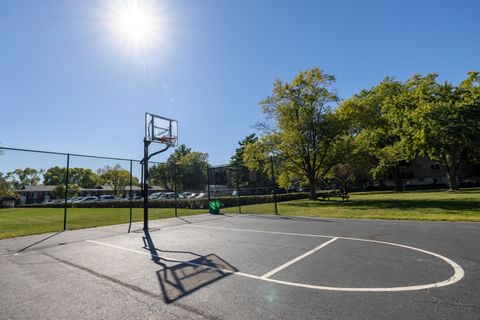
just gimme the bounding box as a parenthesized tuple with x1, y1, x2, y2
(158, 192, 175, 199)
(195, 192, 206, 199)
(67, 196, 84, 203)
(97, 195, 117, 201)
(74, 196, 97, 203)
(148, 192, 163, 199)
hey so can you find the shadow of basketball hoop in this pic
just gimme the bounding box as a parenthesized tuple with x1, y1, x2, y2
(142, 231, 237, 303)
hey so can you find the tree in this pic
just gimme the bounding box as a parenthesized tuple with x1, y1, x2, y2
(149, 144, 209, 192)
(338, 78, 408, 190)
(249, 68, 344, 200)
(6, 168, 43, 189)
(149, 162, 175, 190)
(392, 72, 480, 190)
(43, 167, 100, 188)
(98, 165, 139, 197)
(176, 152, 209, 191)
(51, 184, 80, 199)
(0, 173, 18, 200)
(326, 136, 371, 193)
(229, 134, 257, 188)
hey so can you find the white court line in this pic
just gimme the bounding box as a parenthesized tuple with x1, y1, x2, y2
(87, 240, 238, 275)
(261, 237, 338, 279)
(86, 226, 465, 292)
(185, 224, 336, 239)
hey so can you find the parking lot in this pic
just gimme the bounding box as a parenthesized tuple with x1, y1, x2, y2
(1, 214, 479, 319)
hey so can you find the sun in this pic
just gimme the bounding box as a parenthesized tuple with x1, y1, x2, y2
(104, 0, 168, 61)
(111, 1, 156, 46)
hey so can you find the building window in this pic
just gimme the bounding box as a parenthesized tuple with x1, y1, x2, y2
(429, 163, 440, 170)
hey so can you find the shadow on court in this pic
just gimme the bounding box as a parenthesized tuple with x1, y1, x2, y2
(16, 231, 65, 253)
(142, 231, 237, 303)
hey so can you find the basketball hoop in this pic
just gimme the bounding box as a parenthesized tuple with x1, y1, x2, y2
(142, 113, 178, 231)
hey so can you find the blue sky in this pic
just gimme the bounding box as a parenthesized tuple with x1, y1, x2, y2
(1, 0, 479, 166)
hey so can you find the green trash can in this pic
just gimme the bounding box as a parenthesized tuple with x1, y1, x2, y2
(208, 200, 221, 214)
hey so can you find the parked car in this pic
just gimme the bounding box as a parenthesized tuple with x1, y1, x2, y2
(231, 190, 251, 196)
(74, 196, 98, 203)
(132, 195, 143, 200)
(42, 200, 54, 204)
(181, 192, 197, 198)
(97, 195, 117, 201)
(148, 192, 163, 199)
(67, 196, 84, 203)
(195, 192, 206, 199)
(158, 192, 175, 199)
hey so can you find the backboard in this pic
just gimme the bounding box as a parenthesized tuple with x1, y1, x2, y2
(145, 113, 178, 146)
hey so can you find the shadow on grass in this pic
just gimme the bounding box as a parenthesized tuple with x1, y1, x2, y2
(283, 199, 480, 212)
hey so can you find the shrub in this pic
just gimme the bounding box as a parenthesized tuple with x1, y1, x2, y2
(19, 192, 311, 209)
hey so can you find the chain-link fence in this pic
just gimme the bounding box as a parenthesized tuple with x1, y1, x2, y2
(207, 158, 279, 215)
(0, 147, 312, 239)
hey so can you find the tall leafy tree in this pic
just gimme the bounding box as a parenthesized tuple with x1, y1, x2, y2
(6, 168, 43, 189)
(176, 152, 209, 191)
(0, 173, 18, 200)
(391, 72, 480, 190)
(326, 136, 372, 193)
(229, 134, 257, 188)
(98, 165, 139, 196)
(338, 78, 407, 190)
(248, 67, 344, 199)
(149, 145, 209, 191)
(43, 167, 100, 188)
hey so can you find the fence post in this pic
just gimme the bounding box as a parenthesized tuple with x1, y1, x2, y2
(63, 153, 70, 230)
(128, 160, 133, 233)
(270, 156, 278, 215)
(236, 164, 241, 214)
(207, 164, 211, 204)
(174, 163, 178, 217)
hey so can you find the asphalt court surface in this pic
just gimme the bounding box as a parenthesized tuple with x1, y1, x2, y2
(1, 214, 480, 319)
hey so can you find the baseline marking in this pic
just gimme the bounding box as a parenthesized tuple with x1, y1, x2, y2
(87, 225, 465, 292)
(261, 237, 338, 279)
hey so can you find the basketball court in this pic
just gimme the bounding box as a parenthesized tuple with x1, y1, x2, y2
(1, 213, 479, 319)
(1, 114, 478, 319)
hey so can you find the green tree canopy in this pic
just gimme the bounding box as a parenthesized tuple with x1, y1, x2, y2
(0, 173, 18, 200)
(6, 168, 43, 189)
(149, 144, 209, 192)
(43, 167, 100, 188)
(51, 184, 80, 199)
(229, 134, 258, 188)
(390, 72, 480, 190)
(338, 78, 408, 190)
(246, 67, 345, 199)
(98, 165, 139, 197)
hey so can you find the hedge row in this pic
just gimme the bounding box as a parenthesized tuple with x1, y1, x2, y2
(20, 192, 311, 209)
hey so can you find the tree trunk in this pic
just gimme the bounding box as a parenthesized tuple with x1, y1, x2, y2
(392, 166, 402, 192)
(446, 167, 459, 191)
(308, 175, 317, 200)
(342, 182, 349, 195)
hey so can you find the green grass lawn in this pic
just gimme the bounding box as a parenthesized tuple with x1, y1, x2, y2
(239, 188, 480, 222)
(1, 188, 479, 239)
(0, 207, 205, 239)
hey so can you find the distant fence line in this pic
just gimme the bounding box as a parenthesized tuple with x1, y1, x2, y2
(0, 146, 296, 238)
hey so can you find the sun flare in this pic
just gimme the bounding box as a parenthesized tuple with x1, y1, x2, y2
(104, 0, 168, 62)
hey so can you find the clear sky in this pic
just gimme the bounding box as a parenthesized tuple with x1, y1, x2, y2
(1, 0, 479, 165)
